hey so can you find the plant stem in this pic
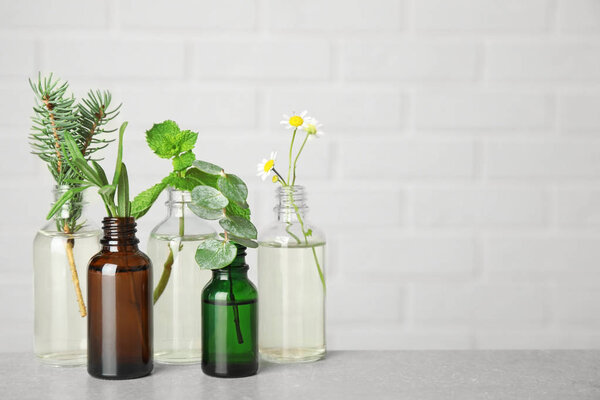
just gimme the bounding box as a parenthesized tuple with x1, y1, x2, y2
(65, 237, 87, 317)
(291, 133, 309, 186)
(228, 268, 244, 344)
(289, 195, 326, 293)
(153, 208, 185, 304)
(153, 247, 173, 304)
(287, 128, 297, 183)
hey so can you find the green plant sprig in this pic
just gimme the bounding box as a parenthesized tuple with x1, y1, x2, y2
(131, 120, 258, 271)
(47, 122, 132, 220)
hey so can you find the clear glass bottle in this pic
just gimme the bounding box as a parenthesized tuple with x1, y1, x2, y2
(33, 185, 101, 366)
(257, 186, 326, 363)
(88, 217, 153, 379)
(147, 188, 216, 364)
(202, 245, 258, 378)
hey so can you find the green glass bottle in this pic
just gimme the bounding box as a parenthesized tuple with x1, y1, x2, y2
(201, 245, 258, 377)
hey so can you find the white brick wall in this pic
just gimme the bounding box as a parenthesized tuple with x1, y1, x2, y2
(1, 0, 600, 352)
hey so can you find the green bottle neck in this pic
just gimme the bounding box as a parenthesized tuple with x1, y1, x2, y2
(212, 245, 249, 279)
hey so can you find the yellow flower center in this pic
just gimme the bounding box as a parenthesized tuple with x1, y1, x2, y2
(264, 159, 274, 172)
(271, 175, 278, 183)
(289, 115, 304, 127)
(305, 123, 317, 135)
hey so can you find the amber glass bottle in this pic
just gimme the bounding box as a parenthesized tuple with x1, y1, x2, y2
(87, 217, 153, 379)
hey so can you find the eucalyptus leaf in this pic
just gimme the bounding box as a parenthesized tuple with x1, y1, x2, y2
(219, 233, 258, 249)
(193, 160, 223, 176)
(219, 215, 257, 239)
(195, 239, 237, 270)
(191, 186, 228, 210)
(188, 203, 224, 220)
(217, 173, 248, 208)
(186, 167, 218, 188)
(225, 200, 251, 221)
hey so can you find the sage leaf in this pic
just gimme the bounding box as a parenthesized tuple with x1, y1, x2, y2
(191, 186, 228, 210)
(131, 181, 167, 219)
(111, 121, 127, 187)
(188, 203, 224, 220)
(172, 150, 195, 171)
(217, 173, 248, 208)
(219, 215, 257, 239)
(195, 239, 237, 270)
(193, 160, 223, 176)
(91, 160, 109, 186)
(219, 233, 258, 249)
(46, 185, 91, 220)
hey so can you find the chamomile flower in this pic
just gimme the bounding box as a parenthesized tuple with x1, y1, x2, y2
(303, 117, 325, 139)
(280, 110, 308, 130)
(257, 151, 277, 181)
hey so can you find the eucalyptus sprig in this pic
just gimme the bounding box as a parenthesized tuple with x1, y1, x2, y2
(47, 122, 133, 220)
(131, 120, 258, 303)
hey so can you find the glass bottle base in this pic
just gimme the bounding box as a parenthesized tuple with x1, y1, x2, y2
(87, 364, 153, 380)
(260, 347, 326, 363)
(36, 351, 86, 367)
(155, 350, 202, 365)
(201, 361, 258, 378)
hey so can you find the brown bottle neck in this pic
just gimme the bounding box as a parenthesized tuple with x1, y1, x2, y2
(100, 217, 140, 252)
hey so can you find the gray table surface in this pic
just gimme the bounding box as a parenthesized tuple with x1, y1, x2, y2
(0, 351, 599, 399)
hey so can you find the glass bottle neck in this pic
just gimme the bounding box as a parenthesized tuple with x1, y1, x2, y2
(212, 245, 249, 279)
(52, 185, 87, 228)
(165, 188, 193, 218)
(101, 217, 139, 251)
(276, 186, 308, 223)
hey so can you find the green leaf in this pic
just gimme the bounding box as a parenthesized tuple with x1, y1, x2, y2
(195, 239, 237, 270)
(172, 150, 195, 171)
(219, 215, 257, 239)
(46, 185, 91, 220)
(98, 185, 115, 197)
(111, 121, 127, 187)
(131, 181, 167, 219)
(117, 163, 130, 217)
(225, 200, 251, 221)
(146, 121, 198, 159)
(219, 233, 258, 249)
(193, 160, 223, 176)
(217, 173, 248, 208)
(188, 203, 224, 220)
(191, 186, 228, 210)
(178, 130, 198, 153)
(163, 172, 196, 191)
(73, 158, 102, 186)
(186, 167, 218, 188)
(91, 160, 109, 186)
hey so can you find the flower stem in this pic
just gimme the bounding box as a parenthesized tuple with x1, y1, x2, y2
(287, 128, 298, 183)
(289, 193, 326, 293)
(291, 133, 309, 186)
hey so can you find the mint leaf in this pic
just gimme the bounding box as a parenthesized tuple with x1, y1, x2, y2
(193, 160, 223, 176)
(219, 215, 257, 239)
(218, 173, 248, 209)
(172, 150, 195, 171)
(178, 130, 198, 153)
(131, 181, 167, 219)
(195, 239, 237, 270)
(191, 186, 229, 210)
(146, 120, 198, 159)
